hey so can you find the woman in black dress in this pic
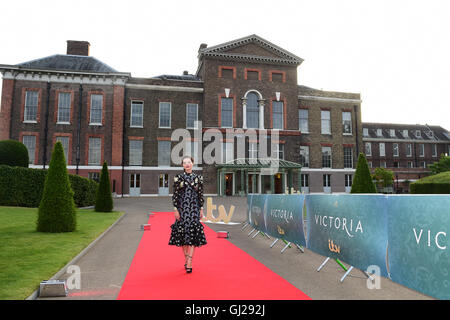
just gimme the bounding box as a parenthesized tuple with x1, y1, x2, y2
(169, 156, 207, 273)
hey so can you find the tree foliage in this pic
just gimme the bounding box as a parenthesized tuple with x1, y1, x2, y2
(37, 141, 77, 232)
(428, 155, 450, 175)
(372, 167, 394, 188)
(95, 161, 113, 212)
(350, 153, 377, 193)
(0, 140, 29, 167)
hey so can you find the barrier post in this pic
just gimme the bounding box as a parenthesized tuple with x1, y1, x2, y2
(281, 242, 291, 253)
(270, 238, 279, 248)
(251, 230, 261, 239)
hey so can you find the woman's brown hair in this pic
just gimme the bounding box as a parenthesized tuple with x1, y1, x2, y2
(181, 155, 194, 165)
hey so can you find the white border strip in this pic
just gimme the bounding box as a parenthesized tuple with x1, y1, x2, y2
(298, 95, 361, 104)
(126, 83, 203, 93)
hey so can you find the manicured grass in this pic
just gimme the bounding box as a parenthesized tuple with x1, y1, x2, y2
(0, 207, 123, 300)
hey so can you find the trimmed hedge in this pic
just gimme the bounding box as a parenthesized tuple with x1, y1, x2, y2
(37, 141, 77, 232)
(95, 162, 114, 212)
(0, 140, 29, 167)
(0, 165, 98, 207)
(351, 153, 377, 193)
(410, 171, 450, 194)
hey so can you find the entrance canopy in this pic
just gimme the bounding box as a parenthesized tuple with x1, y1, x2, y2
(215, 158, 302, 196)
(215, 158, 303, 170)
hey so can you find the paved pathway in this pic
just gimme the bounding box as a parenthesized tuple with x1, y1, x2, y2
(36, 196, 432, 300)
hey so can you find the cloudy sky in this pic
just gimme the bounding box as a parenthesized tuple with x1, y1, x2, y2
(1, 0, 449, 130)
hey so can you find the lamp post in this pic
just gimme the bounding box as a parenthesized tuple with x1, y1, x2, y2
(396, 174, 399, 193)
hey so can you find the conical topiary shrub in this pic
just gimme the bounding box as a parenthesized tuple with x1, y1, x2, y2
(351, 153, 377, 193)
(95, 161, 113, 212)
(37, 141, 76, 232)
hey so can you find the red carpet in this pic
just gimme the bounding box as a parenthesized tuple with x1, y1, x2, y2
(117, 212, 310, 300)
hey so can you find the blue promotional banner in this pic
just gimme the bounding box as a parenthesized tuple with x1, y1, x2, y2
(247, 194, 268, 232)
(305, 194, 389, 277)
(387, 195, 450, 300)
(246, 193, 450, 299)
(263, 194, 306, 247)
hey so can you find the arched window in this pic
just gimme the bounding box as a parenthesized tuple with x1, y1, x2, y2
(246, 92, 259, 128)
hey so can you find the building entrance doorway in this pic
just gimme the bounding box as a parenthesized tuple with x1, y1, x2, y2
(130, 173, 141, 197)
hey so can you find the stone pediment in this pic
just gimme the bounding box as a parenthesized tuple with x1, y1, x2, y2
(198, 34, 303, 66)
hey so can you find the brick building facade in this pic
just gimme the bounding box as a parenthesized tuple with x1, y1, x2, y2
(362, 123, 450, 192)
(3, 35, 443, 196)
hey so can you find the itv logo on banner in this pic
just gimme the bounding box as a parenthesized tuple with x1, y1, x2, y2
(264, 194, 306, 247)
(387, 195, 450, 300)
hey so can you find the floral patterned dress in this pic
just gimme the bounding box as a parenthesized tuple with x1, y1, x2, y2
(169, 171, 207, 247)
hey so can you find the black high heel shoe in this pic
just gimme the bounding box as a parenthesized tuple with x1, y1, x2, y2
(186, 255, 193, 273)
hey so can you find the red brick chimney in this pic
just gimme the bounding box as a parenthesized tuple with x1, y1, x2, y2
(66, 40, 90, 56)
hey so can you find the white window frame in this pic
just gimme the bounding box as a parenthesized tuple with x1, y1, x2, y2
(301, 174, 309, 187)
(222, 142, 234, 164)
(275, 143, 284, 159)
(22, 135, 36, 164)
(321, 110, 331, 135)
(88, 137, 101, 165)
(130, 101, 144, 128)
(345, 174, 352, 188)
(24, 90, 39, 123)
(379, 143, 386, 157)
(343, 147, 353, 169)
(415, 130, 421, 138)
(299, 109, 309, 133)
(403, 129, 409, 138)
(158, 140, 171, 166)
(221, 97, 233, 128)
(390, 129, 395, 138)
(57, 92, 71, 124)
(159, 102, 172, 128)
(393, 143, 399, 157)
(406, 143, 412, 157)
(432, 144, 437, 157)
(89, 94, 103, 126)
(300, 146, 309, 168)
(363, 128, 369, 137)
(322, 146, 332, 168)
(186, 103, 198, 129)
(365, 142, 372, 157)
(323, 174, 331, 187)
(249, 142, 258, 160)
(419, 144, 425, 157)
(272, 101, 284, 130)
(381, 161, 387, 168)
(377, 129, 382, 137)
(407, 161, 413, 168)
(342, 112, 352, 135)
(129, 140, 143, 166)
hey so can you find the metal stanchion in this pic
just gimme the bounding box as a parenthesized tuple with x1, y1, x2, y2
(281, 241, 291, 253)
(251, 230, 261, 239)
(270, 238, 279, 248)
(317, 257, 330, 272)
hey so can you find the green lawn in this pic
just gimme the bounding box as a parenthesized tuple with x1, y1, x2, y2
(0, 207, 123, 300)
